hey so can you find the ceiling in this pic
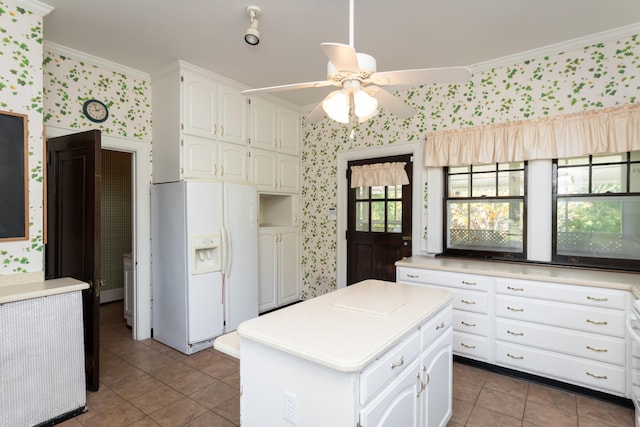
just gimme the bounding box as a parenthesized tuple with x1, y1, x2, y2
(41, 0, 640, 109)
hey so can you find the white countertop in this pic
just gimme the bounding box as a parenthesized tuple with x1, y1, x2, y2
(397, 256, 640, 297)
(237, 279, 452, 372)
(0, 277, 89, 304)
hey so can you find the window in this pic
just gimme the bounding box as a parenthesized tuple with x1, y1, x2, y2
(553, 151, 640, 270)
(355, 184, 403, 233)
(444, 162, 527, 259)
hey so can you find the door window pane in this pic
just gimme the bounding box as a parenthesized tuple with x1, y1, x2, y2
(355, 187, 368, 200)
(388, 185, 402, 199)
(356, 201, 369, 231)
(371, 201, 385, 232)
(387, 201, 402, 233)
(371, 186, 385, 199)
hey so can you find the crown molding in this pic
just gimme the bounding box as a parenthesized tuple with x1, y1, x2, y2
(3, 0, 53, 16)
(44, 41, 150, 81)
(469, 22, 640, 73)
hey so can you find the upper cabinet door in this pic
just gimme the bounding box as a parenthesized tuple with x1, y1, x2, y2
(218, 83, 247, 146)
(182, 70, 218, 140)
(278, 106, 301, 155)
(249, 97, 278, 150)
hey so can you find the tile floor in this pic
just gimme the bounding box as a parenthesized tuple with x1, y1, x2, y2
(59, 301, 634, 427)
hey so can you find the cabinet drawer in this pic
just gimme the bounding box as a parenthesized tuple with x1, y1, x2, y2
(397, 267, 489, 291)
(420, 305, 452, 351)
(495, 295, 625, 337)
(454, 311, 489, 336)
(360, 330, 420, 405)
(453, 332, 489, 361)
(495, 278, 627, 310)
(450, 289, 488, 314)
(495, 341, 626, 396)
(495, 318, 625, 365)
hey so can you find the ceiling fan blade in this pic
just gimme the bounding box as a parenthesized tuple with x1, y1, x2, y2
(241, 80, 335, 95)
(305, 103, 326, 124)
(321, 42, 360, 73)
(370, 66, 471, 86)
(366, 86, 416, 118)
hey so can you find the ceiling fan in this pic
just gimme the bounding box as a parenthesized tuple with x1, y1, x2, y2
(241, 0, 472, 124)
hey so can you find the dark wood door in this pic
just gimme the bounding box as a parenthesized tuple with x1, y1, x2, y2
(45, 130, 102, 392)
(347, 155, 412, 285)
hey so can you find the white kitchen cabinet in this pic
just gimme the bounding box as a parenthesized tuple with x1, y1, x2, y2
(397, 267, 490, 362)
(249, 96, 300, 155)
(182, 135, 248, 182)
(151, 60, 248, 183)
(258, 227, 300, 312)
(250, 148, 300, 193)
(238, 282, 453, 427)
(396, 256, 634, 399)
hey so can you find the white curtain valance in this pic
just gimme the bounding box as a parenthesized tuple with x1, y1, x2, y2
(424, 103, 640, 167)
(350, 162, 410, 188)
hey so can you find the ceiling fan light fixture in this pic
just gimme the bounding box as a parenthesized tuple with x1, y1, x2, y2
(353, 89, 378, 120)
(244, 6, 261, 45)
(322, 90, 350, 124)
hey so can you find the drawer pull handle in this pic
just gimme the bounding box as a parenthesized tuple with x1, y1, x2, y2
(586, 371, 608, 380)
(507, 353, 524, 360)
(507, 286, 524, 291)
(461, 281, 476, 286)
(586, 319, 608, 326)
(586, 296, 608, 302)
(407, 274, 419, 278)
(461, 299, 476, 305)
(507, 330, 524, 336)
(507, 306, 524, 312)
(461, 321, 476, 327)
(460, 342, 476, 349)
(390, 356, 404, 369)
(586, 345, 608, 353)
(435, 322, 446, 330)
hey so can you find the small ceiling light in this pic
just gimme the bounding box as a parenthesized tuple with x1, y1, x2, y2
(245, 6, 261, 46)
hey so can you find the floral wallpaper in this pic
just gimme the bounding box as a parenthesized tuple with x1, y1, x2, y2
(300, 34, 640, 298)
(43, 49, 152, 142)
(0, 1, 45, 275)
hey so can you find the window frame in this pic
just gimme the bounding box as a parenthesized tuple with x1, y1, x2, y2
(442, 162, 528, 261)
(552, 152, 640, 271)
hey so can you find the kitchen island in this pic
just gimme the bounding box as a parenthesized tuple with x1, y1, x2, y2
(237, 279, 453, 427)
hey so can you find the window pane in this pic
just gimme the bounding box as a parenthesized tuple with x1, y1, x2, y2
(447, 199, 523, 252)
(388, 185, 402, 199)
(558, 156, 589, 166)
(387, 201, 402, 233)
(631, 151, 640, 162)
(356, 201, 369, 231)
(557, 166, 589, 194)
(448, 174, 469, 197)
(355, 187, 368, 200)
(371, 186, 385, 200)
(472, 172, 496, 197)
(498, 161, 524, 170)
(498, 170, 524, 196)
(449, 165, 469, 173)
(593, 152, 626, 164)
(473, 164, 496, 173)
(592, 164, 626, 193)
(632, 163, 640, 192)
(371, 201, 386, 232)
(556, 196, 640, 260)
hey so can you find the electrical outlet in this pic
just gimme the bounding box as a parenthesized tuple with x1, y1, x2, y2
(283, 391, 297, 424)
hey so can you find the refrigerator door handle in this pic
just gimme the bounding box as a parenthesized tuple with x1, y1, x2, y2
(225, 223, 233, 276)
(221, 225, 228, 276)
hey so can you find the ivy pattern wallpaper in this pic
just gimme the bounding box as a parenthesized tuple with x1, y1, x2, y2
(0, 2, 45, 275)
(300, 34, 640, 298)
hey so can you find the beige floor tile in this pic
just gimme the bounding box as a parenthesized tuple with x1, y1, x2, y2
(148, 397, 209, 427)
(133, 352, 178, 374)
(80, 384, 126, 420)
(151, 361, 198, 385)
(483, 371, 529, 399)
(453, 379, 483, 404)
(475, 387, 526, 419)
(453, 363, 489, 387)
(576, 395, 634, 427)
(184, 410, 237, 427)
(82, 401, 146, 426)
(100, 360, 146, 386)
(523, 400, 577, 426)
(211, 395, 240, 426)
(526, 382, 576, 415)
(128, 383, 184, 415)
(167, 370, 219, 395)
(466, 406, 523, 427)
(450, 398, 474, 426)
(190, 380, 240, 410)
(200, 356, 240, 381)
(110, 374, 164, 401)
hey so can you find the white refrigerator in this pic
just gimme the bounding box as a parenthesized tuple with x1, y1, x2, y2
(151, 180, 258, 354)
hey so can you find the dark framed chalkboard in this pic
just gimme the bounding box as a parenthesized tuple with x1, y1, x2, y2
(0, 111, 28, 241)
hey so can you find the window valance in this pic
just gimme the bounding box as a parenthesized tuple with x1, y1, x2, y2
(350, 162, 410, 188)
(424, 103, 640, 167)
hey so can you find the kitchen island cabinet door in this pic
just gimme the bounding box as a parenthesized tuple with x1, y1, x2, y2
(359, 359, 421, 427)
(420, 330, 453, 427)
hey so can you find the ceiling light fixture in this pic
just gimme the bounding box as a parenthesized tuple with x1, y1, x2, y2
(321, 79, 378, 124)
(244, 6, 261, 46)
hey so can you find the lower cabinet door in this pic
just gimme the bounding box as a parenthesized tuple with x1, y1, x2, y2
(359, 359, 420, 427)
(421, 332, 453, 427)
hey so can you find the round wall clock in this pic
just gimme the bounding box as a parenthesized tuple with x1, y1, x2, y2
(82, 99, 109, 123)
